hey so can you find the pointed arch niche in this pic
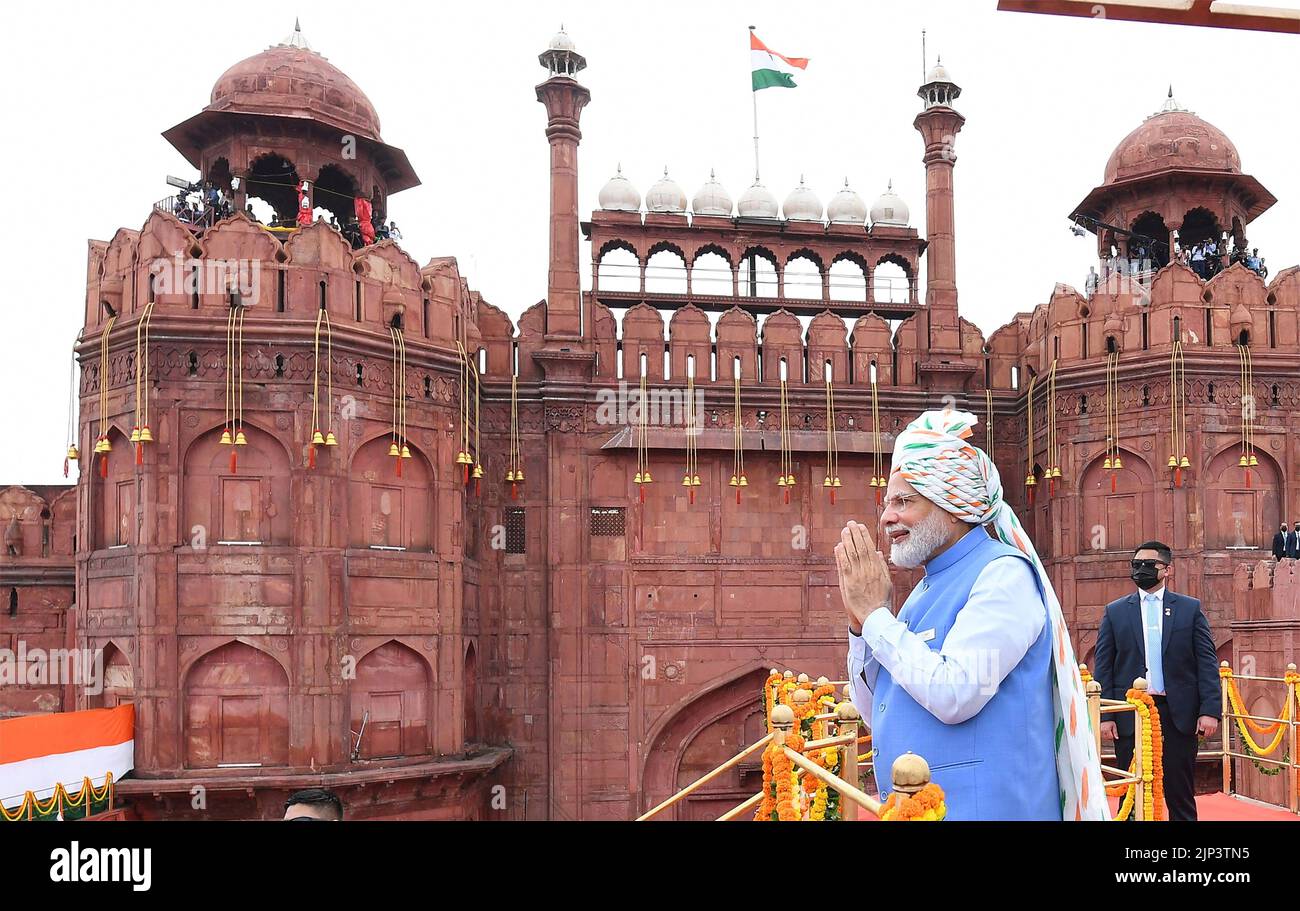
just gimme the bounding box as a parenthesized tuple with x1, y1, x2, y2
(182, 423, 292, 545)
(1078, 448, 1154, 554)
(1205, 446, 1279, 550)
(350, 640, 432, 760)
(640, 666, 771, 820)
(348, 437, 435, 551)
(184, 641, 289, 769)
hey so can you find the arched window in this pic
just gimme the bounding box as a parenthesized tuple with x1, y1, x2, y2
(645, 247, 688, 294)
(829, 256, 867, 302)
(784, 253, 822, 300)
(874, 256, 910, 304)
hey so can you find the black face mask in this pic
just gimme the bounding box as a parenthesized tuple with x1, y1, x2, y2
(1130, 560, 1161, 589)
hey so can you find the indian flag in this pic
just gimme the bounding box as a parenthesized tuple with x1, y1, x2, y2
(0, 704, 134, 811)
(751, 30, 809, 91)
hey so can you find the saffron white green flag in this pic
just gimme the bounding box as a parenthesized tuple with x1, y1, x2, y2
(751, 30, 808, 90)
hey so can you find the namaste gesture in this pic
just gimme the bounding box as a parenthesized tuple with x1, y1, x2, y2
(834, 520, 893, 635)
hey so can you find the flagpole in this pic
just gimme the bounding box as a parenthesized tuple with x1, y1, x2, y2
(749, 25, 760, 182)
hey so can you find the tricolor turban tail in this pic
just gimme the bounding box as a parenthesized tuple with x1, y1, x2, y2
(891, 409, 1108, 821)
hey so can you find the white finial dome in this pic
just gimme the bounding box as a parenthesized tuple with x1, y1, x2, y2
(691, 170, 733, 217)
(869, 180, 909, 227)
(645, 168, 687, 213)
(925, 55, 954, 85)
(737, 181, 779, 218)
(782, 177, 824, 221)
(549, 25, 576, 52)
(1157, 84, 1187, 115)
(279, 18, 313, 50)
(598, 165, 641, 212)
(826, 178, 867, 225)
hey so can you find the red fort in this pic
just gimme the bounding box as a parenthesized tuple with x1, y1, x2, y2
(1, 24, 1297, 819)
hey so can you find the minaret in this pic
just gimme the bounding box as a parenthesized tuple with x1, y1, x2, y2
(913, 57, 966, 369)
(536, 27, 590, 339)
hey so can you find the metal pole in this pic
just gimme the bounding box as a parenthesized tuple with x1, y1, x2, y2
(749, 26, 760, 183)
(1221, 661, 1231, 796)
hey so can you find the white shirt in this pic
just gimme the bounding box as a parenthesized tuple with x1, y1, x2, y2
(846, 554, 1047, 727)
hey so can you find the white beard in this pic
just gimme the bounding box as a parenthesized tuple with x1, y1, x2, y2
(886, 508, 953, 569)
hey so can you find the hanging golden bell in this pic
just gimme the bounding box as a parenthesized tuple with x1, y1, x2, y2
(471, 462, 482, 478)
(402, 445, 413, 460)
(1238, 454, 1249, 467)
(832, 477, 842, 488)
(1248, 454, 1258, 467)
(139, 426, 153, 443)
(99, 435, 112, 453)
(823, 476, 832, 488)
(92, 437, 106, 454)
(869, 476, 879, 487)
(388, 442, 401, 457)
(1167, 455, 1178, 468)
(312, 430, 326, 445)
(1025, 474, 1036, 486)
(738, 475, 748, 487)
(456, 450, 471, 465)
(1113, 456, 1123, 469)
(129, 427, 141, 444)
(634, 471, 644, 484)
(729, 475, 739, 487)
(67, 444, 80, 461)
(1052, 466, 1061, 478)
(787, 474, 796, 486)
(682, 473, 692, 487)
(220, 429, 233, 445)
(516, 468, 525, 483)
(692, 475, 701, 487)
(324, 431, 338, 447)
(777, 475, 787, 487)
(642, 470, 653, 483)
(234, 429, 247, 446)
(1179, 455, 1190, 469)
(1103, 457, 1113, 469)
(507, 469, 517, 482)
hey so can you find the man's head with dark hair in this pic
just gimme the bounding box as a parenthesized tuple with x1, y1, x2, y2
(283, 788, 343, 821)
(1132, 541, 1173, 592)
(1134, 541, 1171, 563)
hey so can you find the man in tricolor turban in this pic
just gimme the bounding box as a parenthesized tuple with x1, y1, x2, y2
(837, 409, 1106, 820)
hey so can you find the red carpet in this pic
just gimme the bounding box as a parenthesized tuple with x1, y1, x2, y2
(1106, 791, 1297, 821)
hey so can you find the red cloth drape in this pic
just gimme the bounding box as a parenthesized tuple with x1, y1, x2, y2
(296, 183, 313, 227)
(355, 197, 375, 244)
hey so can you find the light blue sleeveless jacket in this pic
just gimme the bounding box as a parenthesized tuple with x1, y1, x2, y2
(871, 529, 1062, 820)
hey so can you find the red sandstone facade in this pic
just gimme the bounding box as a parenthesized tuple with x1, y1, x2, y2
(1, 28, 1296, 819)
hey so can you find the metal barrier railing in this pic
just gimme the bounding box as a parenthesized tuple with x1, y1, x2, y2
(1082, 670, 1160, 820)
(1217, 661, 1299, 814)
(637, 671, 941, 822)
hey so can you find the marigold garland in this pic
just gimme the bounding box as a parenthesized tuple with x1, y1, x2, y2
(0, 773, 115, 822)
(879, 783, 947, 821)
(1220, 666, 1293, 756)
(1105, 688, 1163, 820)
(756, 675, 848, 821)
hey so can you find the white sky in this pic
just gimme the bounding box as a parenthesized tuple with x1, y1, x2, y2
(1, 0, 1296, 485)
